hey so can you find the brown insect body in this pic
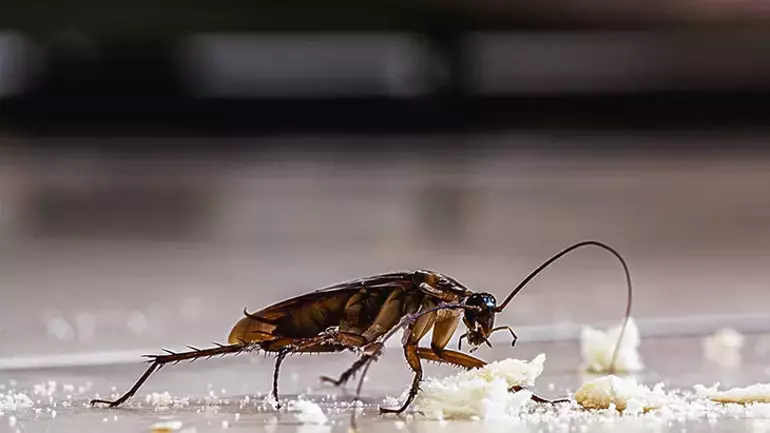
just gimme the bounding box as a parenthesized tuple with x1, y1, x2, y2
(230, 272, 426, 344)
(229, 271, 469, 349)
(90, 241, 633, 417)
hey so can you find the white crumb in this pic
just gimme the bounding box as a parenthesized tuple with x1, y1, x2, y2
(8, 416, 17, 428)
(0, 391, 34, 412)
(382, 395, 401, 408)
(151, 420, 184, 432)
(146, 392, 174, 406)
(575, 375, 668, 412)
(142, 391, 190, 409)
(221, 420, 230, 429)
(695, 383, 770, 404)
(406, 354, 546, 420)
(703, 328, 744, 368)
(33, 381, 58, 397)
(580, 317, 643, 373)
(288, 399, 328, 425)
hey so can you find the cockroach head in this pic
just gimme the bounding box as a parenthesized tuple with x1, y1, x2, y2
(463, 292, 497, 346)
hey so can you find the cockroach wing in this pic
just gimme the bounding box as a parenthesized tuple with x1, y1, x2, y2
(309, 272, 415, 294)
(228, 273, 414, 343)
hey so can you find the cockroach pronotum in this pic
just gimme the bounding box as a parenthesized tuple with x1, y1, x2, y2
(90, 240, 633, 416)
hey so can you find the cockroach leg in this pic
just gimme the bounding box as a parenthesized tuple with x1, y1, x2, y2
(320, 340, 384, 388)
(90, 343, 253, 408)
(320, 354, 372, 387)
(271, 347, 292, 408)
(457, 333, 468, 351)
(455, 332, 491, 352)
(379, 344, 423, 415)
(415, 347, 485, 369)
(486, 325, 518, 348)
(89, 361, 162, 408)
(349, 304, 474, 416)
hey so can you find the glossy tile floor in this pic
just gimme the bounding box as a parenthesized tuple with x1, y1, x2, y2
(2, 139, 770, 432)
(1, 334, 769, 433)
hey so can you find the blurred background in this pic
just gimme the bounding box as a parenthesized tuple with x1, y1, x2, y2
(1, 0, 770, 364)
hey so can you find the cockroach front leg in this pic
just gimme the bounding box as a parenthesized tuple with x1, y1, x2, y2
(379, 304, 437, 415)
(379, 343, 424, 415)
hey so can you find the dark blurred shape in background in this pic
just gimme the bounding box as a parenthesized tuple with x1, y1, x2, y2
(1, 1, 770, 359)
(2, 0, 770, 132)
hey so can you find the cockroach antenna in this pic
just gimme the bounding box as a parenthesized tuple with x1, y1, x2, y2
(494, 240, 633, 373)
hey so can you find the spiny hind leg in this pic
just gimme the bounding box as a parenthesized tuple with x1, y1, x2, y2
(90, 343, 255, 408)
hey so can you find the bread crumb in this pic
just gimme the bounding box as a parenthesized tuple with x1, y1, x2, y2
(146, 392, 174, 406)
(695, 383, 770, 404)
(0, 392, 33, 411)
(703, 329, 744, 368)
(407, 354, 546, 420)
(575, 375, 667, 412)
(580, 317, 643, 373)
(289, 399, 328, 425)
(143, 392, 189, 409)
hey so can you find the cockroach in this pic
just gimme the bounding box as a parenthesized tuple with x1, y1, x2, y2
(90, 240, 632, 416)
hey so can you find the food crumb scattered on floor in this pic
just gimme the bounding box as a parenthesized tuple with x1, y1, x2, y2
(575, 375, 666, 412)
(703, 328, 745, 368)
(695, 383, 770, 404)
(288, 399, 328, 425)
(403, 354, 546, 420)
(580, 317, 643, 373)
